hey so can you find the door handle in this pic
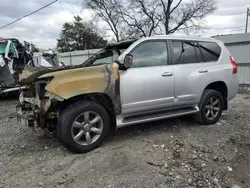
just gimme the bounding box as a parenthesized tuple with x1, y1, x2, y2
(198, 69, 208, 73)
(161, 72, 173, 77)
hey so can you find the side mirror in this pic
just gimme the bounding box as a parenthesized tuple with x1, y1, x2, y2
(124, 54, 133, 69)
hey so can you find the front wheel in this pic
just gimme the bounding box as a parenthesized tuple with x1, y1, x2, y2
(57, 100, 110, 153)
(196, 89, 224, 125)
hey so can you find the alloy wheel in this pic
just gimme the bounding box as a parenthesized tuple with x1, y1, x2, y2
(71, 111, 103, 145)
(204, 97, 221, 121)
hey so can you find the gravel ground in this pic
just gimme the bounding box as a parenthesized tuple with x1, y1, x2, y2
(0, 94, 250, 188)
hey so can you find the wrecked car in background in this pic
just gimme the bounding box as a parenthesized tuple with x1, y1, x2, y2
(16, 36, 238, 154)
(0, 38, 55, 96)
(0, 38, 24, 95)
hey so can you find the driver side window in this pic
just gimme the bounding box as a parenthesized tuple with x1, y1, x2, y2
(131, 41, 168, 68)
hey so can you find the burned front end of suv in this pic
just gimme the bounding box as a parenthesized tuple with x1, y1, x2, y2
(16, 63, 121, 132)
(16, 40, 135, 132)
(17, 73, 61, 130)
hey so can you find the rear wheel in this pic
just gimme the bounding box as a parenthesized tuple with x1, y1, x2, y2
(57, 100, 110, 153)
(196, 89, 224, 125)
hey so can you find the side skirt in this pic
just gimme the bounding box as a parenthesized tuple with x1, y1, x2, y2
(116, 106, 199, 128)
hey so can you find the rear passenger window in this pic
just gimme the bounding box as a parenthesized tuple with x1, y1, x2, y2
(198, 42, 221, 62)
(172, 41, 202, 64)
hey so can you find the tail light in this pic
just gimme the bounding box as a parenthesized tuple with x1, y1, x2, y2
(230, 56, 237, 74)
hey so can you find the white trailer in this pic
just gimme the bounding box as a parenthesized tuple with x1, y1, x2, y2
(58, 49, 101, 66)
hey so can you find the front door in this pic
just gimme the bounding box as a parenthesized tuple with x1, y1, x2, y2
(120, 40, 174, 116)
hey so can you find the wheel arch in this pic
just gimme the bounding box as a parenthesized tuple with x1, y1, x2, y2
(204, 81, 228, 110)
(58, 93, 117, 135)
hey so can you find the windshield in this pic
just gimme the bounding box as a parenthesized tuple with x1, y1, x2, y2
(0, 41, 19, 54)
(83, 48, 128, 66)
(92, 50, 120, 66)
(82, 40, 135, 66)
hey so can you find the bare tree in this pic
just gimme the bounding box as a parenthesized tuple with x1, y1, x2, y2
(157, 0, 217, 34)
(119, 0, 162, 38)
(83, 0, 216, 41)
(83, 0, 122, 42)
(119, 0, 216, 37)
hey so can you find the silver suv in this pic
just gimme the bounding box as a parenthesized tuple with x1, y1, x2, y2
(17, 36, 238, 153)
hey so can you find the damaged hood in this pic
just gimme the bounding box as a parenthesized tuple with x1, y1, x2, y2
(19, 66, 81, 84)
(19, 49, 102, 84)
(19, 49, 109, 84)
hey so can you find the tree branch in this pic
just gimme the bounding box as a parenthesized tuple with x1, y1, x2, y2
(169, 0, 183, 14)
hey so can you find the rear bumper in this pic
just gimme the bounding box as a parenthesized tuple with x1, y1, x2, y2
(228, 75, 239, 101)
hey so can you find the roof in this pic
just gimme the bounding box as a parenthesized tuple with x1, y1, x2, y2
(107, 35, 219, 48)
(213, 33, 250, 44)
(142, 35, 218, 42)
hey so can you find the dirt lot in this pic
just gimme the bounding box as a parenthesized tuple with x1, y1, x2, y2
(0, 94, 250, 188)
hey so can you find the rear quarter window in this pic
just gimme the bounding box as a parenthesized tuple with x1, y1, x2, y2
(198, 42, 221, 62)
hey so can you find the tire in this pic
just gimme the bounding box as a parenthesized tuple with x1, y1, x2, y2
(196, 89, 224, 125)
(57, 100, 110, 153)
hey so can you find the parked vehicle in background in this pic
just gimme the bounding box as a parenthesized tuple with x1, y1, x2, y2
(16, 36, 238, 153)
(0, 38, 57, 97)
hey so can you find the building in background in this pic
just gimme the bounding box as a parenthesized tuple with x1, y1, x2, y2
(57, 49, 119, 66)
(58, 49, 100, 66)
(214, 33, 250, 88)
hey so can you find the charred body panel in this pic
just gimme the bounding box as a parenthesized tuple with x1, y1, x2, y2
(18, 63, 121, 129)
(44, 63, 121, 113)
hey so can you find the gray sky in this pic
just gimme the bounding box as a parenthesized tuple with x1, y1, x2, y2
(0, 0, 249, 49)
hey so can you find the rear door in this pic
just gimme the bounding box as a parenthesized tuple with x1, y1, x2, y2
(171, 40, 221, 107)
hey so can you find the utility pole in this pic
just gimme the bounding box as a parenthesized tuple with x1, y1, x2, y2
(246, 7, 250, 33)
